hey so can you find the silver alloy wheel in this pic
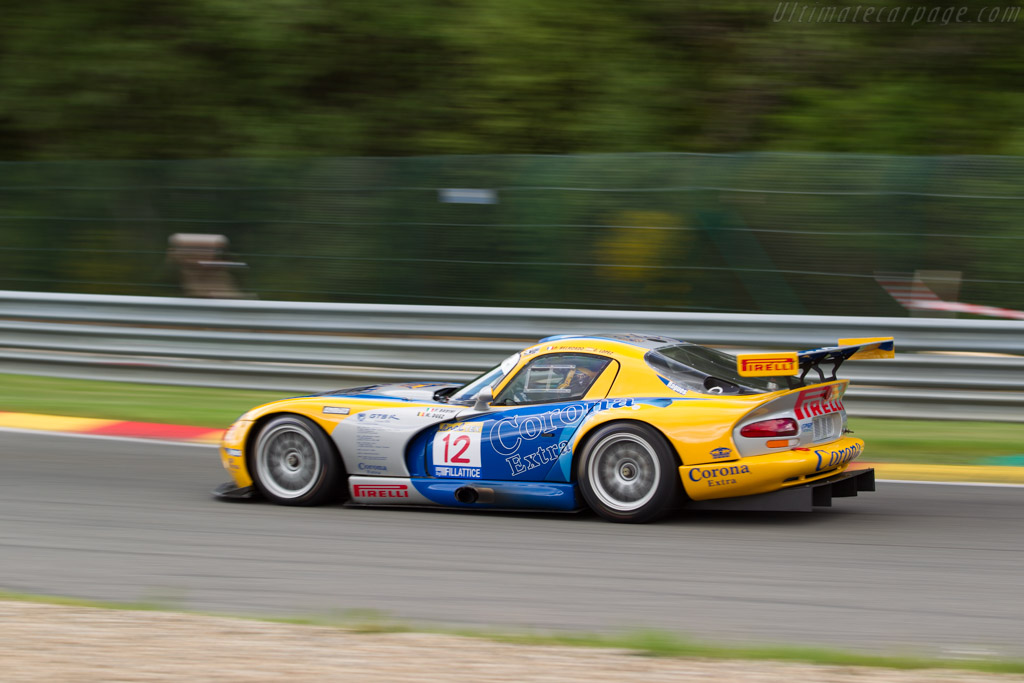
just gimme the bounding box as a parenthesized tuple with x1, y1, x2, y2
(587, 433, 661, 512)
(255, 423, 322, 500)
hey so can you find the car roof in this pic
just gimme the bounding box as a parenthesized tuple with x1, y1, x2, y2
(525, 335, 701, 363)
(537, 333, 688, 352)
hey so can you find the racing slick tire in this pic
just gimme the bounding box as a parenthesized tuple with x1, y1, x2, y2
(252, 415, 342, 506)
(576, 422, 681, 523)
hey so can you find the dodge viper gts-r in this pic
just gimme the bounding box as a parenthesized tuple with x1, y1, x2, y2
(216, 333, 892, 523)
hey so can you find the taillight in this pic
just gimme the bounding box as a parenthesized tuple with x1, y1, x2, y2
(740, 418, 798, 438)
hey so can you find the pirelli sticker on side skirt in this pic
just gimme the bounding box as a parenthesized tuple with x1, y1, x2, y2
(736, 352, 799, 377)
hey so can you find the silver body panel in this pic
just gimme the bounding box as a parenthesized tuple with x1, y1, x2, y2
(732, 383, 848, 458)
(331, 404, 464, 477)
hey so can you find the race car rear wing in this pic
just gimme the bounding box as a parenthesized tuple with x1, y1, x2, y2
(735, 337, 894, 388)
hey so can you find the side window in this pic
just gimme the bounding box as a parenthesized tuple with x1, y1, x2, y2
(495, 354, 611, 405)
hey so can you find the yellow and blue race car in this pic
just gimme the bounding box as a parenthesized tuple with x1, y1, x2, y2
(216, 334, 893, 523)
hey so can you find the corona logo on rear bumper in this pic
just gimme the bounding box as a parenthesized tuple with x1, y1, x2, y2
(688, 464, 751, 488)
(814, 443, 862, 471)
(353, 484, 409, 498)
(736, 353, 798, 377)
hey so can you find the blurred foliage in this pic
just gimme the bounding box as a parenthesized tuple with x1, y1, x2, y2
(1, 2, 1023, 313)
(1, 153, 1023, 313)
(1, 0, 1023, 159)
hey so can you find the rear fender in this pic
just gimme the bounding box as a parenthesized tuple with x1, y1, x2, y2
(574, 397, 766, 467)
(732, 380, 848, 457)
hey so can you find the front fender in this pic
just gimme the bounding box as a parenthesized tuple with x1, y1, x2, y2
(218, 395, 418, 488)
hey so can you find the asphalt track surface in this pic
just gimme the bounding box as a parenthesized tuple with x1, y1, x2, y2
(2, 430, 1023, 658)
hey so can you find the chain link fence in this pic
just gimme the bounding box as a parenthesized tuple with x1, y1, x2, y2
(2, 153, 1023, 315)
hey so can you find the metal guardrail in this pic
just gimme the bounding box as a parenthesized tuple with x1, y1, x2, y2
(2, 290, 1023, 421)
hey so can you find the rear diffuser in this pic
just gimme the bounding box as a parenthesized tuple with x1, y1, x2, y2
(685, 468, 875, 512)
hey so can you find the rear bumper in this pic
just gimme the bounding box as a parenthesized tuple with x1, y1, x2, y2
(680, 435, 865, 501)
(686, 467, 875, 512)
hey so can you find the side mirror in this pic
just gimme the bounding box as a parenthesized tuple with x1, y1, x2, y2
(473, 386, 494, 412)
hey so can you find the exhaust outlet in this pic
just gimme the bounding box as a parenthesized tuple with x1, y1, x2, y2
(453, 487, 496, 504)
(454, 487, 478, 504)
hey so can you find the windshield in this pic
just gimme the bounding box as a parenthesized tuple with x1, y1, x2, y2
(646, 344, 787, 395)
(494, 353, 612, 405)
(449, 352, 521, 403)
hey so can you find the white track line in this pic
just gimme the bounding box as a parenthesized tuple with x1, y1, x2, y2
(0, 426, 217, 449)
(877, 478, 1024, 488)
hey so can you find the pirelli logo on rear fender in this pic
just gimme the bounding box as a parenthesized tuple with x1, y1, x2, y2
(736, 352, 798, 377)
(794, 384, 844, 420)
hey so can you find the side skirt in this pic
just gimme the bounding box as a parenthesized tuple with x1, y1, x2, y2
(347, 476, 581, 512)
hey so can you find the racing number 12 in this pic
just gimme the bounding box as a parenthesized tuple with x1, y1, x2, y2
(441, 433, 471, 463)
(431, 427, 481, 471)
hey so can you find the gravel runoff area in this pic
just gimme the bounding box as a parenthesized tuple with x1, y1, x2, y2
(2, 601, 1022, 683)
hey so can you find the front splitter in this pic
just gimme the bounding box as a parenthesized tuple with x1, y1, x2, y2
(212, 481, 257, 501)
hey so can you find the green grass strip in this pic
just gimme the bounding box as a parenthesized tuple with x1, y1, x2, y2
(0, 373, 290, 428)
(482, 630, 1024, 674)
(1, 589, 1022, 674)
(2, 372, 1024, 466)
(849, 417, 1024, 466)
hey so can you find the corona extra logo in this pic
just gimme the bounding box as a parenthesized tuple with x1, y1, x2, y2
(688, 464, 751, 482)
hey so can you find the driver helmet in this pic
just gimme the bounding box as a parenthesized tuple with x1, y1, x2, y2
(557, 363, 600, 392)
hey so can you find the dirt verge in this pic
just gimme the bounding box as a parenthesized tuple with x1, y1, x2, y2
(1, 601, 1020, 682)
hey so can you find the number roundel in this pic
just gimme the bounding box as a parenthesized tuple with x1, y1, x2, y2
(432, 423, 482, 475)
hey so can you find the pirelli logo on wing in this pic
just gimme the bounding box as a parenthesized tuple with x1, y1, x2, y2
(736, 352, 799, 377)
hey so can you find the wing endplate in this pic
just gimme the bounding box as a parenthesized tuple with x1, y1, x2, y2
(835, 337, 895, 360)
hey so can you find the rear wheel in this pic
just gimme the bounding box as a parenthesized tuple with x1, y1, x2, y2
(577, 423, 681, 523)
(252, 415, 341, 506)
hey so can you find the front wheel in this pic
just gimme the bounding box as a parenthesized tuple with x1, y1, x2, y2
(252, 415, 342, 506)
(576, 423, 681, 523)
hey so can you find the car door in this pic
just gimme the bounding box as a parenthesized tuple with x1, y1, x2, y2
(426, 353, 619, 483)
